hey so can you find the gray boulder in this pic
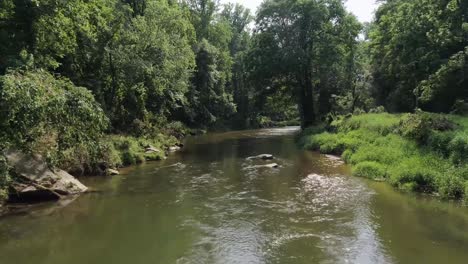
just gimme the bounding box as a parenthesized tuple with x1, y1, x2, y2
(168, 146, 181, 152)
(145, 145, 161, 154)
(106, 168, 120, 176)
(247, 154, 274, 160)
(247, 163, 280, 169)
(5, 150, 88, 202)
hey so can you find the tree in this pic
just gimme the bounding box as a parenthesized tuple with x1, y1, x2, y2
(0, 69, 108, 163)
(369, 0, 467, 112)
(220, 3, 253, 127)
(250, 0, 360, 127)
(183, 0, 236, 126)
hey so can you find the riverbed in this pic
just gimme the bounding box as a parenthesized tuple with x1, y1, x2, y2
(0, 127, 467, 264)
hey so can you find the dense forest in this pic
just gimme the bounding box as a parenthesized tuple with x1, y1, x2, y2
(0, 0, 467, 201)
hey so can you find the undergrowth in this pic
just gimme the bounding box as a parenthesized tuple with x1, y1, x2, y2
(301, 112, 468, 201)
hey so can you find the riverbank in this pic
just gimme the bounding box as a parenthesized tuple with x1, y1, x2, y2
(0, 131, 187, 206)
(299, 112, 468, 202)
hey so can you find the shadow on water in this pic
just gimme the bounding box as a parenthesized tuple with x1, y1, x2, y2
(0, 127, 467, 264)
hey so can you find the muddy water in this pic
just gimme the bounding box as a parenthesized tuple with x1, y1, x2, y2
(0, 127, 467, 264)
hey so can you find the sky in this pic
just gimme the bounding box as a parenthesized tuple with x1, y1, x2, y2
(219, 0, 379, 23)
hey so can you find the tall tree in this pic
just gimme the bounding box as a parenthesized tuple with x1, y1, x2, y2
(250, 0, 360, 127)
(369, 0, 468, 112)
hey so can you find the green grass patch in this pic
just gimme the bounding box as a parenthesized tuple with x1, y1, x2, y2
(301, 112, 468, 201)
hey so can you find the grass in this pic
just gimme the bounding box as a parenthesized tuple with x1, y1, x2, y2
(58, 133, 180, 176)
(300, 112, 468, 201)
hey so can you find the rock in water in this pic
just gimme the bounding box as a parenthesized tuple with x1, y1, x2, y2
(168, 146, 181, 152)
(145, 145, 161, 154)
(5, 150, 88, 203)
(247, 154, 274, 160)
(247, 163, 280, 169)
(264, 163, 279, 168)
(106, 168, 120, 176)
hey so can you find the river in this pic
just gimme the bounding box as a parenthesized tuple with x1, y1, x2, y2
(0, 127, 467, 264)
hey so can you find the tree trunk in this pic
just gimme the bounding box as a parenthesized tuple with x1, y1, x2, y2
(299, 68, 315, 128)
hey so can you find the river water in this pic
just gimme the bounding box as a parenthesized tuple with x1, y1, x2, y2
(0, 127, 467, 264)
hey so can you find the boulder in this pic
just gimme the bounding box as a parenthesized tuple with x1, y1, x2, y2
(168, 146, 181, 152)
(263, 163, 279, 168)
(5, 150, 88, 203)
(106, 168, 120, 176)
(247, 154, 274, 160)
(247, 163, 280, 169)
(145, 145, 161, 154)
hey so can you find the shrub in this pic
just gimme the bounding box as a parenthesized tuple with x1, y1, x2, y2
(353, 108, 366, 115)
(369, 106, 386, 113)
(353, 161, 387, 179)
(163, 121, 190, 139)
(448, 133, 468, 165)
(341, 149, 354, 163)
(389, 157, 438, 193)
(427, 131, 454, 156)
(0, 69, 108, 166)
(0, 155, 10, 201)
(399, 112, 455, 143)
(349, 144, 402, 166)
(121, 151, 136, 166)
(437, 173, 465, 199)
(464, 181, 468, 203)
(335, 113, 400, 135)
(451, 100, 468, 115)
(399, 113, 432, 143)
(300, 113, 468, 201)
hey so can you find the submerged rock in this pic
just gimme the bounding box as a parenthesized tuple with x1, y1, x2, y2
(247, 154, 274, 160)
(263, 163, 279, 168)
(247, 163, 280, 169)
(5, 151, 88, 203)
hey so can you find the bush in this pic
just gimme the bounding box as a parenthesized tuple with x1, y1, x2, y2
(300, 113, 468, 200)
(399, 112, 455, 143)
(163, 121, 190, 139)
(389, 157, 438, 193)
(0, 155, 10, 202)
(109, 135, 169, 166)
(341, 149, 354, 163)
(334, 113, 400, 135)
(464, 181, 468, 203)
(437, 173, 465, 199)
(427, 131, 454, 156)
(448, 133, 468, 165)
(0, 69, 108, 166)
(369, 106, 386, 113)
(451, 100, 468, 115)
(399, 113, 432, 143)
(353, 161, 387, 179)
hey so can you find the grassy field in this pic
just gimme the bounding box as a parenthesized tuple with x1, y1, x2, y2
(300, 112, 468, 202)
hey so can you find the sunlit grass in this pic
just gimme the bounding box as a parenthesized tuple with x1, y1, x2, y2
(301, 113, 468, 200)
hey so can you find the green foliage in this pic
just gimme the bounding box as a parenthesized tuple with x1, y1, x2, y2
(110, 135, 173, 166)
(0, 69, 108, 166)
(332, 113, 400, 135)
(369, 0, 467, 112)
(106, 0, 196, 131)
(399, 112, 456, 143)
(188, 39, 236, 125)
(0, 155, 10, 201)
(250, 0, 362, 126)
(353, 161, 387, 180)
(301, 113, 468, 200)
(448, 133, 468, 165)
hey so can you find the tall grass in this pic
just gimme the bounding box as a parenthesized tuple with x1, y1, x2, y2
(301, 113, 468, 201)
